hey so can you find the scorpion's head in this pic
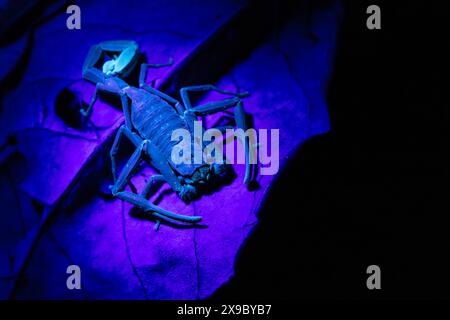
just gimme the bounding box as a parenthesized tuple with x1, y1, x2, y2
(178, 163, 229, 202)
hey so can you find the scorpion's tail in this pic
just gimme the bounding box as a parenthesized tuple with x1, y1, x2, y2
(115, 190, 202, 224)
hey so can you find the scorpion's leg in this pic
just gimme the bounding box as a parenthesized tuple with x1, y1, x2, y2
(111, 139, 148, 194)
(180, 85, 254, 185)
(110, 128, 166, 229)
(138, 56, 174, 88)
(111, 126, 186, 196)
(110, 140, 201, 224)
(139, 58, 174, 87)
(144, 139, 198, 201)
(141, 174, 166, 231)
(82, 44, 107, 84)
(80, 83, 108, 119)
(80, 82, 108, 121)
(180, 84, 249, 109)
(81, 83, 133, 130)
(193, 102, 254, 185)
(110, 125, 142, 183)
(141, 175, 165, 199)
(111, 128, 166, 228)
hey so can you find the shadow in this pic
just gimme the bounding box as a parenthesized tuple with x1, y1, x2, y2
(0, 1, 69, 113)
(0, 32, 34, 113)
(54, 88, 88, 129)
(0, 0, 68, 46)
(211, 0, 449, 299)
(152, 188, 176, 205)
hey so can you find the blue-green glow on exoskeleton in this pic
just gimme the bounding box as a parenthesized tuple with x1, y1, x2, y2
(81, 40, 253, 229)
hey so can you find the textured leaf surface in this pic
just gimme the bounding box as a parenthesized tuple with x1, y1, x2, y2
(0, 0, 341, 299)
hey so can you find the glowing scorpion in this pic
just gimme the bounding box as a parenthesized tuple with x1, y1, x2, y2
(81, 40, 253, 229)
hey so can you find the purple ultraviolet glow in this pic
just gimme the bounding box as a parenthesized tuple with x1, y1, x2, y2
(0, 0, 342, 299)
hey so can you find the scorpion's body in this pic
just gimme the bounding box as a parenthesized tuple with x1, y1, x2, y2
(126, 87, 189, 170)
(100, 75, 210, 180)
(113, 78, 189, 161)
(81, 40, 252, 229)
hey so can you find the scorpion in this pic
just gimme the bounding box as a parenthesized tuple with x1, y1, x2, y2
(81, 40, 253, 229)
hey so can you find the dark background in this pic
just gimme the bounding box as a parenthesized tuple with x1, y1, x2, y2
(213, 0, 450, 299)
